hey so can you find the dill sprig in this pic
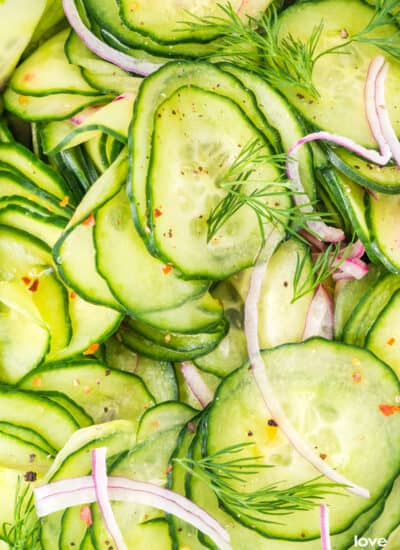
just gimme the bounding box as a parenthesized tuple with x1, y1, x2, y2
(206, 139, 332, 243)
(292, 241, 352, 302)
(2, 477, 42, 550)
(175, 442, 345, 524)
(181, 0, 400, 98)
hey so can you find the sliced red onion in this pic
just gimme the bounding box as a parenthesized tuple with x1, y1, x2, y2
(332, 257, 369, 281)
(34, 476, 232, 550)
(365, 56, 392, 160)
(62, 0, 163, 76)
(180, 362, 214, 408)
(92, 448, 127, 550)
(376, 61, 400, 167)
(244, 244, 370, 499)
(347, 239, 365, 260)
(320, 504, 332, 550)
(302, 285, 334, 340)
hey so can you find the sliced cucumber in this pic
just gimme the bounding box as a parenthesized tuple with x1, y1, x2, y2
(206, 339, 400, 539)
(368, 191, 400, 272)
(19, 360, 154, 427)
(0, 205, 64, 247)
(0, 432, 53, 475)
(149, 86, 286, 278)
(95, 189, 207, 314)
(10, 30, 99, 97)
(278, 0, 400, 147)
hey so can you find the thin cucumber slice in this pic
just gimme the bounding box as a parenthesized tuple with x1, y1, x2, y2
(0, 432, 53, 476)
(40, 391, 93, 428)
(206, 339, 400, 539)
(194, 282, 248, 378)
(0, 141, 71, 201)
(0, 0, 47, 87)
(0, 388, 79, 451)
(189, 427, 386, 550)
(0, 421, 55, 456)
(118, 0, 272, 45)
(368, 191, 400, 272)
(0, 205, 64, 247)
(129, 61, 279, 244)
(343, 273, 400, 347)
(137, 401, 195, 442)
(366, 289, 400, 378)
(95, 189, 207, 314)
(10, 30, 99, 97)
(0, 282, 49, 384)
(84, 135, 108, 173)
(278, 0, 400, 147)
(327, 147, 400, 194)
(221, 64, 316, 199)
(19, 360, 154, 427)
(4, 87, 109, 122)
(334, 264, 384, 340)
(41, 93, 135, 154)
(149, 86, 286, 278)
(46, 292, 122, 362)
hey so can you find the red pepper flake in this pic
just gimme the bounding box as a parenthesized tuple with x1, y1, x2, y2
(166, 464, 173, 474)
(83, 386, 92, 394)
(352, 372, 362, 384)
(59, 196, 69, 207)
(162, 265, 173, 275)
(151, 420, 160, 428)
(379, 404, 400, 416)
(80, 505, 93, 527)
(21, 276, 31, 286)
(387, 337, 396, 346)
(154, 208, 163, 218)
(70, 291, 77, 299)
(82, 214, 95, 227)
(83, 343, 100, 355)
(32, 376, 42, 388)
(28, 279, 39, 292)
(319, 453, 327, 460)
(22, 73, 34, 82)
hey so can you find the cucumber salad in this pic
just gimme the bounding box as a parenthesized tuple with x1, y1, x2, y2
(0, 0, 400, 549)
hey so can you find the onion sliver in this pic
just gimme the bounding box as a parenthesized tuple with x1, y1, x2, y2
(302, 285, 334, 340)
(180, 362, 214, 408)
(62, 0, 163, 76)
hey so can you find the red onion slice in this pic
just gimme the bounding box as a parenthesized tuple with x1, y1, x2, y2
(180, 362, 214, 408)
(376, 62, 400, 167)
(34, 475, 232, 550)
(244, 240, 370, 499)
(365, 56, 392, 160)
(347, 239, 365, 260)
(320, 504, 332, 550)
(92, 448, 127, 550)
(62, 0, 163, 76)
(302, 285, 334, 340)
(332, 257, 369, 281)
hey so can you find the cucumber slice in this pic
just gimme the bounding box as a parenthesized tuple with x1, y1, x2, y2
(0, 421, 55, 455)
(0, 389, 79, 451)
(0, 0, 47, 86)
(334, 264, 384, 340)
(0, 432, 53, 475)
(40, 391, 93, 428)
(366, 289, 400, 378)
(129, 61, 279, 244)
(4, 87, 109, 122)
(327, 147, 400, 194)
(221, 64, 316, 199)
(150, 86, 286, 278)
(368, 191, 400, 272)
(105, 337, 178, 403)
(188, 428, 386, 550)
(10, 30, 99, 97)
(0, 205, 64, 247)
(46, 292, 122, 362)
(19, 360, 154, 426)
(118, 0, 272, 45)
(344, 273, 400, 347)
(278, 0, 400, 147)
(95, 189, 207, 314)
(206, 339, 400, 539)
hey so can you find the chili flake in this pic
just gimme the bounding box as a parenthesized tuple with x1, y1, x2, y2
(154, 208, 163, 218)
(28, 279, 39, 292)
(83, 342, 100, 355)
(387, 337, 396, 346)
(379, 404, 400, 416)
(80, 505, 93, 527)
(82, 214, 95, 227)
(59, 196, 69, 207)
(166, 465, 173, 474)
(162, 265, 173, 275)
(352, 372, 362, 383)
(21, 276, 31, 286)
(22, 73, 34, 82)
(32, 376, 42, 388)
(70, 291, 77, 299)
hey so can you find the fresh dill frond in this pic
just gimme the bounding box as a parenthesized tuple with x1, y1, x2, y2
(291, 240, 352, 302)
(2, 477, 42, 550)
(206, 139, 332, 244)
(180, 3, 323, 97)
(175, 442, 344, 524)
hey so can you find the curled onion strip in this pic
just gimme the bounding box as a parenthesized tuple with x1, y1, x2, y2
(320, 504, 332, 550)
(375, 62, 400, 167)
(180, 362, 214, 408)
(302, 285, 334, 341)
